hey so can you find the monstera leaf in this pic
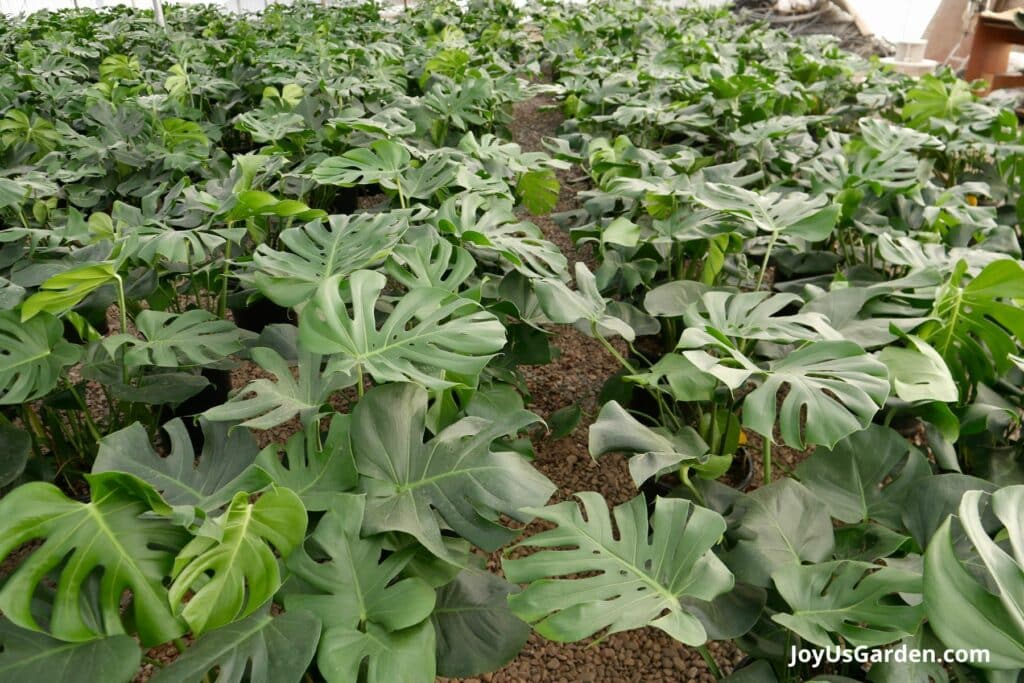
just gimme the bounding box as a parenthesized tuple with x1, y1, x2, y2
(683, 291, 838, 343)
(432, 570, 530, 677)
(204, 347, 353, 430)
(150, 606, 320, 683)
(924, 486, 1024, 669)
(772, 560, 924, 648)
(535, 262, 651, 342)
(516, 169, 560, 216)
(385, 232, 475, 292)
(0, 310, 80, 404)
(877, 334, 959, 403)
(94, 418, 269, 515)
(19, 263, 117, 321)
(299, 271, 505, 391)
(504, 493, 733, 645)
(253, 213, 409, 307)
(0, 618, 141, 683)
(589, 400, 708, 486)
(168, 487, 307, 635)
(285, 493, 436, 683)
(312, 140, 453, 203)
(349, 383, 554, 562)
(724, 479, 835, 587)
(694, 182, 839, 242)
(103, 309, 248, 370)
(680, 333, 890, 449)
(255, 418, 357, 511)
(795, 425, 932, 528)
(0, 473, 187, 645)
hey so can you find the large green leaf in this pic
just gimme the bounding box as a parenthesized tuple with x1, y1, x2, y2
(0, 423, 30, 487)
(104, 309, 248, 370)
(20, 263, 117, 321)
(924, 486, 1024, 669)
(150, 606, 320, 683)
(680, 333, 890, 449)
(285, 493, 436, 683)
(877, 334, 959, 403)
(683, 290, 837, 343)
(94, 418, 269, 514)
(535, 262, 653, 342)
(772, 560, 924, 648)
(0, 310, 80, 404)
(724, 479, 835, 587)
(0, 618, 140, 683)
(384, 232, 474, 293)
(168, 487, 307, 635)
(299, 271, 505, 391)
(504, 493, 733, 645)
(255, 418, 357, 511)
(432, 570, 530, 677)
(350, 382, 554, 562)
(313, 139, 411, 188)
(588, 400, 708, 486)
(795, 425, 931, 528)
(203, 347, 352, 430)
(0, 473, 187, 645)
(694, 182, 839, 241)
(516, 169, 560, 216)
(253, 212, 409, 307)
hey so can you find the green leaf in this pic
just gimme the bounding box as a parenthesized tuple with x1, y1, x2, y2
(0, 618, 140, 683)
(255, 418, 357, 511)
(589, 400, 708, 486)
(772, 560, 924, 648)
(681, 335, 890, 449)
(694, 183, 838, 241)
(867, 625, 950, 683)
(0, 424, 30, 487)
(20, 263, 117, 321)
(104, 310, 248, 370)
(169, 487, 307, 635)
(724, 479, 835, 587)
(284, 493, 436, 683)
(384, 232, 475, 293)
(94, 418, 269, 514)
(0, 310, 80, 404)
(878, 334, 958, 403)
(432, 570, 530, 677)
(224, 191, 324, 224)
(504, 493, 733, 645)
(516, 169, 560, 216)
(350, 383, 553, 562)
(547, 403, 582, 440)
(795, 425, 931, 528)
(0, 473, 187, 645)
(317, 621, 434, 683)
(684, 290, 837, 344)
(204, 347, 352, 430)
(535, 262, 641, 341)
(924, 486, 1024, 669)
(254, 212, 409, 307)
(299, 271, 505, 391)
(150, 605, 320, 683)
(602, 216, 641, 247)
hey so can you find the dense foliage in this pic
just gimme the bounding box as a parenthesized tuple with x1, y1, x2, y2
(0, 0, 1021, 681)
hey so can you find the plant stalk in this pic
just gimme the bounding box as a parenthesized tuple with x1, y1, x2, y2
(697, 644, 723, 680)
(762, 436, 772, 484)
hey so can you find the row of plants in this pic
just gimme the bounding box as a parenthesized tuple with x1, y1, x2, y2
(522, 1, 1024, 681)
(0, 0, 1022, 681)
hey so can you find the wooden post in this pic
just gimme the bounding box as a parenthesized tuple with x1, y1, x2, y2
(152, 0, 164, 26)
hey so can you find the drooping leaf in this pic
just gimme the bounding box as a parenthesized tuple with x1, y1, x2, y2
(878, 334, 959, 404)
(0, 423, 30, 487)
(104, 309, 248, 370)
(724, 479, 835, 587)
(683, 290, 838, 343)
(795, 425, 931, 528)
(0, 310, 80, 404)
(0, 618, 140, 683)
(432, 570, 530, 677)
(317, 621, 435, 683)
(299, 271, 505, 391)
(516, 169, 560, 216)
(168, 487, 307, 635)
(772, 560, 924, 648)
(589, 400, 708, 486)
(504, 493, 733, 645)
(924, 486, 1024, 669)
(150, 605, 320, 683)
(535, 262, 649, 341)
(349, 382, 553, 562)
(0, 473, 187, 645)
(20, 263, 117, 321)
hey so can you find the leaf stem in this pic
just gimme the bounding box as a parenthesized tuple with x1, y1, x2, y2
(218, 239, 233, 319)
(591, 321, 636, 374)
(762, 435, 772, 484)
(115, 274, 130, 385)
(755, 232, 778, 291)
(697, 644, 723, 680)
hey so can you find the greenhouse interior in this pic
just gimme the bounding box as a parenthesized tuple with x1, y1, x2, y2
(0, 0, 1023, 681)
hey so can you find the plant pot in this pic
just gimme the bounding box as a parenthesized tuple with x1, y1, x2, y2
(160, 368, 233, 451)
(229, 295, 294, 333)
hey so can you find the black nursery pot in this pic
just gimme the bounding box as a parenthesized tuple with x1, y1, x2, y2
(160, 367, 234, 451)
(228, 294, 294, 333)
